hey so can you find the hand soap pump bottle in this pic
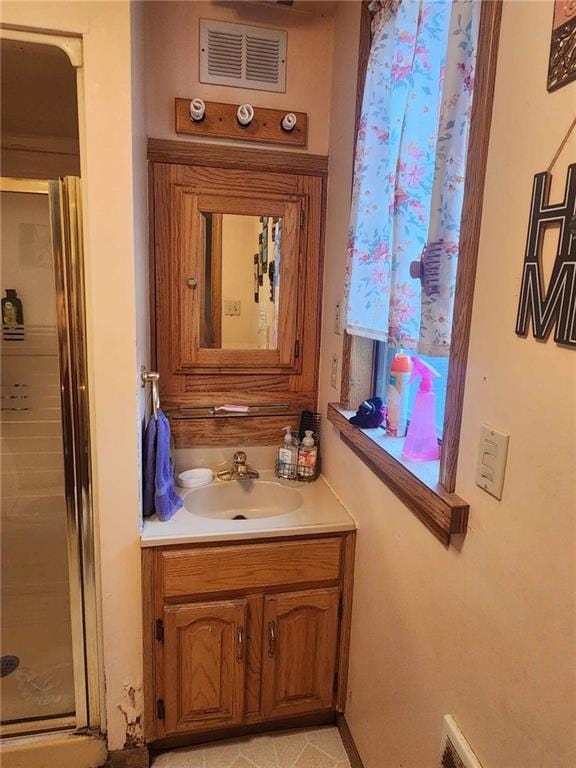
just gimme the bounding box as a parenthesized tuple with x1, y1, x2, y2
(402, 357, 441, 461)
(297, 430, 317, 479)
(278, 426, 298, 479)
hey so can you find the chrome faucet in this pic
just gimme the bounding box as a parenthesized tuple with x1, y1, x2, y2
(216, 451, 259, 481)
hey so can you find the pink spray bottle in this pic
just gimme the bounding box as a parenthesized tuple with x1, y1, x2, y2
(402, 357, 441, 461)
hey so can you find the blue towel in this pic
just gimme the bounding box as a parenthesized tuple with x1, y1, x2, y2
(143, 410, 182, 521)
(143, 414, 157, 517)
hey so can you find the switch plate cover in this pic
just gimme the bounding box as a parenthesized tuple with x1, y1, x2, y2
(224, 299, 241, 316)
(335, 300, 342, 335)
(475, 424, 510, 500)
(330, 354, 339, 389)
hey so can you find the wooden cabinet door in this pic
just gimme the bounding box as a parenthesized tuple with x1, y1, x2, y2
(164, 181, 303, 375)
(163, 599, 246, 734)
(261, 588, 340, 719)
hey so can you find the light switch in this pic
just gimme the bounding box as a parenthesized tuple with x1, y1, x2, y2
(330, 353, 339, 389)
(476, 424, 510, 500)
(482, 451, 496, 470)
(335, 300, 342, 335)
(480, 466, 494, 483)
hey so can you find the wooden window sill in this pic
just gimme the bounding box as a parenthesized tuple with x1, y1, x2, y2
(327, 403, 469, 545)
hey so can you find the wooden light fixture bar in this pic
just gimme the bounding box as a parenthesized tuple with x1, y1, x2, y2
(175, 98, 308, 148)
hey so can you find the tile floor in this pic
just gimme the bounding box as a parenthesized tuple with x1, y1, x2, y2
(151, 727, 351, 768)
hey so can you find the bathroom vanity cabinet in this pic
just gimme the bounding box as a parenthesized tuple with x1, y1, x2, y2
(142, 532, 355, 745)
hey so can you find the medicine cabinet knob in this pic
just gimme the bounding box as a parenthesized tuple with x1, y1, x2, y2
(185, 277, 198, 289)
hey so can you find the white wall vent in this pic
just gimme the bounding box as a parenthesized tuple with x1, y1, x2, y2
(440, 716, 483, 768)
(200, 19, 287, 93)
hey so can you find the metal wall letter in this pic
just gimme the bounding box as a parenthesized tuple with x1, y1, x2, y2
(515, 163, 576, 348)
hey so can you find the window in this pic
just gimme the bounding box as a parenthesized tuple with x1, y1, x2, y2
(328, 0, 503, 545)
(373, 344, 449, 439)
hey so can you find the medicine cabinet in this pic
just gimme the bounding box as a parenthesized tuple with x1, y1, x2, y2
(149, 140, 327, 445)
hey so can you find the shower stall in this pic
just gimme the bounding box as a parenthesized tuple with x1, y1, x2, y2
(0, 175, 98, 737)
(0, 26, 101, 740)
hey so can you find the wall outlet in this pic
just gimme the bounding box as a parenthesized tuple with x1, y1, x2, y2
(330, 353, 339, 389)
(335, 300, 342, 335)
(224, 299, 241, 316)
(475, 423, 510, 500)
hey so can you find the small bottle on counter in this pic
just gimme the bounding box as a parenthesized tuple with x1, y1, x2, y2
(277, 426, 298, 479)
(297, 430, 317, 479)
(386, 353, 412, 437)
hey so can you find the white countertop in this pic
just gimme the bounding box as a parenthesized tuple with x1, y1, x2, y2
(141, 471, 356, 547)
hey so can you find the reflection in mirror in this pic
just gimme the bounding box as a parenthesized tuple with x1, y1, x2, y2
(201, 213, 282, 350)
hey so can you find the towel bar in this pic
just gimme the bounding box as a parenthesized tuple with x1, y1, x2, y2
(166, 403, 300, 421)
(141, 369, 160, 421)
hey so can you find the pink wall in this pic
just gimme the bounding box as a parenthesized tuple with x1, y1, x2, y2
(144, 1, 334, 154)
(320, 2, 576, 766)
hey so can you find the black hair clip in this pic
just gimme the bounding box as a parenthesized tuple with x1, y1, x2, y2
(349, 397, 385, 428)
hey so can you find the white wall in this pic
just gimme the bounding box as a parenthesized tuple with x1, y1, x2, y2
(320, 2, 576, 766)
(1, 1, 145, 753)
(132, 3, 150, 465)
(220, 214, 260, 349)
(145, 0, 334, 154)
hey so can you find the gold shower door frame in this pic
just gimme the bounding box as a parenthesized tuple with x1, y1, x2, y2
(0, 177, 100, 737)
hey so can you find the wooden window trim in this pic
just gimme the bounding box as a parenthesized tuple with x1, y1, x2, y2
(331, 0, 503, 545)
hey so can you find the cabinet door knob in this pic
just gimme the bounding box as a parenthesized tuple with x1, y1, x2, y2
(185, 277, 198, 289)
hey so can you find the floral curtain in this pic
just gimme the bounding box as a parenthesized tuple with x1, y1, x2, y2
(344, 0, 480, 355)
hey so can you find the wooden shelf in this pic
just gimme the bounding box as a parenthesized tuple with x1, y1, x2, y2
(327, 403, 469, 546)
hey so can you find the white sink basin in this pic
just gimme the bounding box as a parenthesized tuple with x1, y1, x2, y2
(183, 477, 304, 520)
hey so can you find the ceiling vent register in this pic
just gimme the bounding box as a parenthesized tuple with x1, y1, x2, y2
(200, 19, 287, 93)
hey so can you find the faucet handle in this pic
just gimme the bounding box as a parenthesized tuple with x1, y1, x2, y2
(233, 451, 247, 466)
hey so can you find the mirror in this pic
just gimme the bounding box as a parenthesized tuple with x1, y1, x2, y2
(200, 213, 283, 350)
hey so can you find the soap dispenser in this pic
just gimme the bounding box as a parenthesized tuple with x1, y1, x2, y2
(277, 426, 298, 479)
(297, 430, 317, 479)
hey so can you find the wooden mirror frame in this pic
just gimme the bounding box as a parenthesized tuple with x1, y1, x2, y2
(175, 188, 303, 373)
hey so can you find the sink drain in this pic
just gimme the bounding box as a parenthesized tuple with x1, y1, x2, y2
(0, 655, 20, 677)
(232, 514, 247, 520)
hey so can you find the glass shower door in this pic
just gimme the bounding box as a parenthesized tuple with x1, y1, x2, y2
(0, 177, 92, 735)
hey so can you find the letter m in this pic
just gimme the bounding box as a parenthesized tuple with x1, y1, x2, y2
(516, 164, 576, 347)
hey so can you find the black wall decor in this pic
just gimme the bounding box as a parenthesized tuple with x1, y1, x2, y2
(516, 163, 576, 347)
(547, 2, 576, 92)
(253, 254, 259, 303)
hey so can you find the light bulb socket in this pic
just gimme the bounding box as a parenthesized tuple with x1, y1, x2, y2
(237, 104, 255, 126)
(189, 98, 206, 122)
(281, 112, 297, 132)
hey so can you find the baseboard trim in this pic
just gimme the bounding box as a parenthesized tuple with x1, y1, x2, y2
(106, 746, 149, 768)
(149, 710, 335, 752)
(336, 714, 365, 768)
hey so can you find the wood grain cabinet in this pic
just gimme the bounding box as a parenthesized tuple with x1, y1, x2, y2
(261, 588, 340, 720)
(148, 141, 328, 447)
(163, 600, 247, 734)
(142, 533, 355, 745)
